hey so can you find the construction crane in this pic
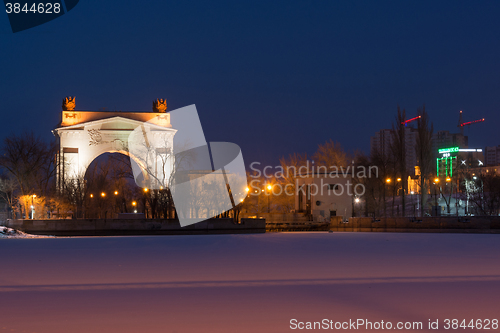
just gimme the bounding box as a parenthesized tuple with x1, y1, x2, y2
(401, 115, 421, 127)
(458, 110, 485, 135)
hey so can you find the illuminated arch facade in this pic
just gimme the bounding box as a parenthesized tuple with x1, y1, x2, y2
(53, 107, 176, 190)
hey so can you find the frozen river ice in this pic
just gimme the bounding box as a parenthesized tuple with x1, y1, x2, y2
(0, 232, 499, 332)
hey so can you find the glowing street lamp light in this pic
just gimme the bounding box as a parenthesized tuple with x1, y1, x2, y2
(143, 188, 149, 193)
(397, 178, 401, 182)
(132, 201, 137, 206)
(265, 184, 273, 213)
(101, 192, 106, 197)
(90, 194, 93, 198)
(31, 194, 36, 219)
(114, 191, 118, 195)
(386, 178, 391, 183)
(433, 178, 440, 208)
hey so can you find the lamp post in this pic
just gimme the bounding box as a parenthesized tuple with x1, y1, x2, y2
(446, 176, 458, 215)
(410, 191, 415, 216)
(143, 188, 149, 217)
(31, 194, 36, 219)
(385, 178, 391, 217)
(473, 175, 484, 214)
(434, 178, 440, 212)
(396, 177, 402, 216)
(354, 197, 360, 217)
(266, 184, 272, 213)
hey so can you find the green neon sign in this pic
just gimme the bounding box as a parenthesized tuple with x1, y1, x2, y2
(437, 156, 457, 177)
(438, 147, 459, 154)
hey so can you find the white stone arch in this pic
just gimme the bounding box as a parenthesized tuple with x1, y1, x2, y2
(53, 112, 176, 189)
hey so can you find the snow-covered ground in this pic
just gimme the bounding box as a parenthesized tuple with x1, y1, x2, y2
(0, 232, 499, 332)
(0, 225, 53, 238)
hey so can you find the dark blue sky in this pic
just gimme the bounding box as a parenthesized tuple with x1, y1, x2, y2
(1, 1, 499, 166)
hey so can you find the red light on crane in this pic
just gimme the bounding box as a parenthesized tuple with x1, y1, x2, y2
(401, 115, 422, 126)
(459, 118, 485, 127)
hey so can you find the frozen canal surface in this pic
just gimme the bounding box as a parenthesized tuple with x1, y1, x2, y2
(1, 232, 499, 332)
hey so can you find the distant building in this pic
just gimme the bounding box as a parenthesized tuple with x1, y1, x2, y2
(370, 127, 418, 176)
(432, 131, 468, 150)
(470, 165, 500, 176)
(295, 173, 353, 221)
(370, 129, 393, 159)
(431, 131, 468, 162)
(371, 127, 471, 177)
(485, 146, 500, 166)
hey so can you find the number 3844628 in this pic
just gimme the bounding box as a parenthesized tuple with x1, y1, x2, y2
(5, 3, 61, 14)
(443, 319, 498, 330)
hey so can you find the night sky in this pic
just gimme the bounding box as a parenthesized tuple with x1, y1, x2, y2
(1, 1, 499, 166)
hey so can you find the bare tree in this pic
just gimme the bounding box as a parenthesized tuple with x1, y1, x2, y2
(391, 106, 407, 216)
(0, 176, 18, 219)
(313, 140, 350, 168)
(0, 132, 59, 218)
(416, 105, 434, 217)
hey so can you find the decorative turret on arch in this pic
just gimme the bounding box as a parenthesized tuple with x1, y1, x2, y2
(53, 98, 176, 191)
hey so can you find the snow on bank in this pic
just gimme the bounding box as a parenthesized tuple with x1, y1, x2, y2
(0, 225, 53, 238)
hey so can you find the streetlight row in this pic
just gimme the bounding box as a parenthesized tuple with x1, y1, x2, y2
(385, 176, 452, 184)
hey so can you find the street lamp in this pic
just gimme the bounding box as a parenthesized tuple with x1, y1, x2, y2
(101, 192, 106, 197)
(114, 191, 118, 195)
(433, 178, 440, 209)
(354, 197, 361, 217)
(266, 184, 273, 213)
(31, 194, 36, 219)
